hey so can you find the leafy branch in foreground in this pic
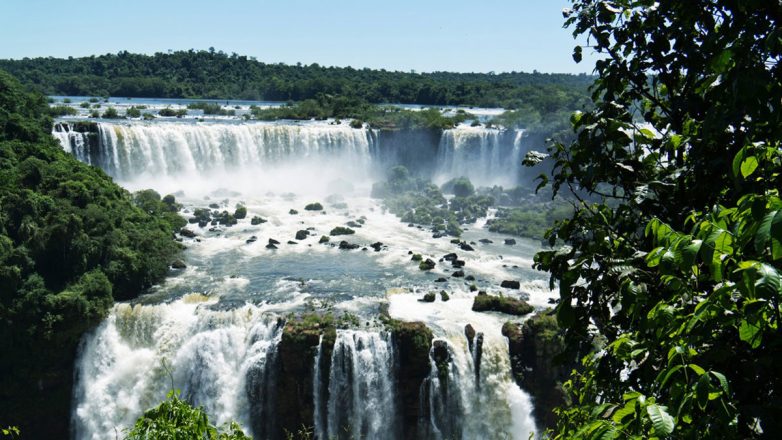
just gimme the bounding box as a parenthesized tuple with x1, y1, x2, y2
(532, 1, 782, 438)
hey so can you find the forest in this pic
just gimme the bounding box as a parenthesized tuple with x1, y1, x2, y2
(0, 49, 592, 108)
(0, 70, 187, 437)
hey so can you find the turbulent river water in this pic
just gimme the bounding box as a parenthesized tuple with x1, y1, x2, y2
(55, 118, 555, 440)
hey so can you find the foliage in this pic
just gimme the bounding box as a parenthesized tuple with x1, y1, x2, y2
(0, 69, 184, 436)
(529, 1, 782, 438)
(441, 176, 475, 197)
(125, 106, 142, 118)
(250, 95, 468, 130)
(126, 390, 250, 440)
(101, 106, 120, 118)
(47, 105, 77, 117)
(486, 201, 573, 240)
(187, 102, 235, 116)
(0, 49, 592, 108)
(158, 107, 187, 117)
(472, 293, 534, 316)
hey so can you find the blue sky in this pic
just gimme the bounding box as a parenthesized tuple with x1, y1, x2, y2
(0, 0, 596, 74)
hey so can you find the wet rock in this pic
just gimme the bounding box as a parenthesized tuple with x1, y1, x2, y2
(346, 221, 362, 228)
(268, 238, 281, 245)
(469, 284, 478, 292)
(387, 320, 433, 439)
(287, 240, 298, 245)
(295, 230, 309, 240)
(452, 260, 466, 268)
(370, 242, 383, 252)
(197, 220, 208, 228)
(442, 253, 458, 262)
(432, 340, 451, 382)
(501, 280, 521, 289)
(171, 259, 187, 269)
(411, 254, 423, 262)
(266, 243, 278, 249)
(421, 292, 436, 302)
(472, 294, 533, 316)
(246, 236, 257, 244)
(419, 258, 436, 271)
(251, 216, 267, 225)
(319, 235, 330, 244)
(452, 270, 465, 278)
(504, 238, 517, 245)
(338, 241, 359, 250)
(179, 228, 197, 238)
(440, 291, 450, 301)
(329, 226, 355, 236)
(304, 202, 323, 211)
(464, 324, 476, 346)
(434, 277, 447, 283)
(208, 203, 220, 209)
(479, 238, 493, 244)
(465, 275, 475, 281)
(459, 242, 474, 251)
(289, 209, 298, 215)
(503, 312, 573, 430)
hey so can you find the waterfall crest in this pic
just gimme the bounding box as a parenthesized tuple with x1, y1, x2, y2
(436, 126, 523, 187)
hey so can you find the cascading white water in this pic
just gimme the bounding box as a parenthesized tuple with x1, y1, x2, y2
(71, 296, 283, 440)
(326, 330, 397, 440)
(63, 121, 377, 183)
(436, 126, 523, 187)
(312, 335, 327, 440)
(53, 123, 92, 163)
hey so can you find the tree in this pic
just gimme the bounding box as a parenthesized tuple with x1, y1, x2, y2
(531, 1, 782, 438)
(126, 390, 250, 440)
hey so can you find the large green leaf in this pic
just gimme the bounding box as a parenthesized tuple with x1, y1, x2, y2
(646, 404, 675, 436)
(755, 263, 781, 299)
(772, 209, 782, 260)
(739, 318, 763, 349)
(740, 156, 759, 178)
(754, 210, 777, 254)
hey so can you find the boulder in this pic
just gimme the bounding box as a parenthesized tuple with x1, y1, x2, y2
(459, 242, 474, 251)
(370, 242, 383, 252)
(421, 292, 436, 302)
(440, 291, 450, 301)
(289, 209, 298, 215)
(419, 258, 436, 271)
(504, 238, 517, 245)
(472, 294, 533, 316)
(179, 228, 197, 238)
(434, 277, 447, 283)
(318, 235, 330, 244)
(452, 270, 465, 278)
(304, 202, 323, 211)
(338, 241, 359, 250)
(465, 275, 475, 281)
(251, 216, 267, 225)
(442, 253, 458, 262)
(268, 238, 281, 245)
(501, 280, 521, 289)
(295, 230, 309, 240)
(266, 243, 278, 250)
(452, 260, 466, 268)
(329, 226, 355, 236)
(246, 236, 257, 244)
(479, 238, 493, 244)
(171, 259, 187, 269)
(464, 324, 476, 346)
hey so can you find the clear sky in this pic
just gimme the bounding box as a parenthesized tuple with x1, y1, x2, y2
(0, 0, 596, 74)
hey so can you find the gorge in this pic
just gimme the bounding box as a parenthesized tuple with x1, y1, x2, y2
(51, 113, 555, 439)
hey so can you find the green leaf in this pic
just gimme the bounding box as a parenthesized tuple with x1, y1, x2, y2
(754, 210, 777, 254)
(740, 156, 759, 178)
(732, 146, 747, 178)
(646, 404, 675, 436)
(710, 371, 729, 394)
(755, 263, 781, 299)
(771, 209, 782, 260)
(688, 364, 706, 376)
(739, 319, 763, 349)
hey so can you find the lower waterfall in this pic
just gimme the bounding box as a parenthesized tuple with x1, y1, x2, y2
(325, 330, 397, 440)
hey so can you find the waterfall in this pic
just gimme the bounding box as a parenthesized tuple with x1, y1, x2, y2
(421, 330, 536, 440)
(71, 297, 283, 440)
(312, 335, 327, 440)
(436, 126, 523, 187)
(53, 121, 377, 184)
(326, 330, 397, 440)
(53, 122, 92, 164)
